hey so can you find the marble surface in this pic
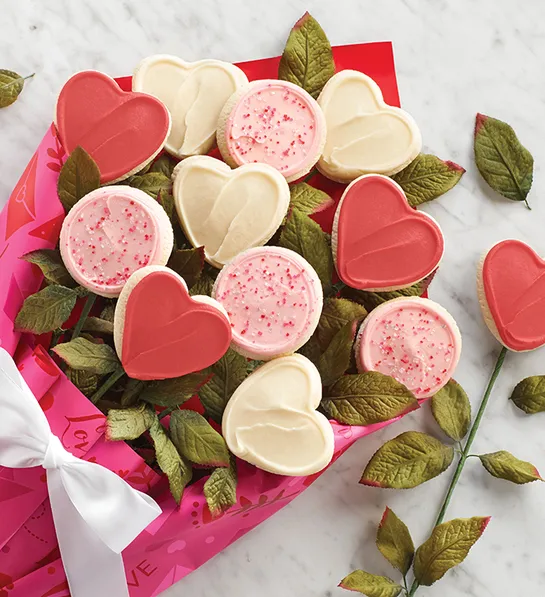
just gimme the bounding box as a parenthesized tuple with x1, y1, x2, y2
(2, 0, 545, 595)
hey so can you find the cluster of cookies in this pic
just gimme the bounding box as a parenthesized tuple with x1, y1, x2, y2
(56, 55, 460, 477)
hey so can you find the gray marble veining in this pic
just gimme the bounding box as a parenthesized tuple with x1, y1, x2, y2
(2, 0, 545, 595)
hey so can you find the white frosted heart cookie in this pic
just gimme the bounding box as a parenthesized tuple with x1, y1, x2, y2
(133, 55, 248, 159)
(222, 353, 334, 476)
(173, 156, 290, 268)
(317, 70, 422, 183)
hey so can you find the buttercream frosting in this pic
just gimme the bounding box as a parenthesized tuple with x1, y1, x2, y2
(213, 247, 323, 359)
(173, 156, 290, 268)
(133, 55, 248, 158)
(59, 186, 173, 297)
(222, 353, 334, 476)
(357, 297, 461, 398)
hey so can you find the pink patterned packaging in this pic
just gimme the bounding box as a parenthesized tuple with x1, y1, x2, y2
(0, 43, 415, 597)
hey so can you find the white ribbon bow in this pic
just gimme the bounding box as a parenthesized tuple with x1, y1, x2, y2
(0, 348, 161, 597)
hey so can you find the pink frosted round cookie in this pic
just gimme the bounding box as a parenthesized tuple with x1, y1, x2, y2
(217, 80, 326, 182)
(356, 297, 461, 399)
(212, 247, 323, 360)
(60, 186, 173, 298)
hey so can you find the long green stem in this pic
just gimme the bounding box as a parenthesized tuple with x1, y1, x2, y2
(71, 293, 97, 340)
(408, 346, 508, 596)
(90, 368, 125, 404)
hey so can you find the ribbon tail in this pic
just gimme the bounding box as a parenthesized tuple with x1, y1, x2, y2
(47, 469, 130, 597)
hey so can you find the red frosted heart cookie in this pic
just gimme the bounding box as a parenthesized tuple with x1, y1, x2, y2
(332, 175, 444, 290)
(114, 266, 231, 380)
(56, 71, 171, 184)
(478, 239, 545, 351)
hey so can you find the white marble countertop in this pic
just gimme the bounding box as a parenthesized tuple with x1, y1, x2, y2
(2, 0, 545, 595)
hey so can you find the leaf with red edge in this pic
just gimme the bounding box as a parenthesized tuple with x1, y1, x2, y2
(479, 451, 543, 484)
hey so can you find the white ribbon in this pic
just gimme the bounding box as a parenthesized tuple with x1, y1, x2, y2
(0, 348, 161, 597)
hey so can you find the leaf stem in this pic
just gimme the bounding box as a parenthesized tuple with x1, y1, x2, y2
(301, 167, 318, 183)
(524, 198, 532, 211)
(71, 293, 97, 340)
(49, 328, 63, 349)
(158, 405, 178, 420)
(23, 73, 35, 82)
(89, 368, 125, 404)
(407, 346, 508, 597)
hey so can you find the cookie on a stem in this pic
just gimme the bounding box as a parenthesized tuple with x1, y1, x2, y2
(478, 239, 545, 351)
(332, 174, 444, 291)
(133, 55, 248, 159)
(317, 70, 422, 183)
(217, 79, 326, 182)
(212, 246, 323, 360)
(356, 297, 462, 399)
(172, 156, 290, 268)
(59, 186, 173, 298)
(222, 353, 334, 476)
(114, 266, 231, 381)
(55, 71, 171, 184)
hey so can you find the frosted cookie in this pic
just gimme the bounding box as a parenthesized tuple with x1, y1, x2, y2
(114, 266, 231, 380)
(59, 186, 173, 298)
(217, 79, 326, 182)
(478, 239, 545, 352)
(332, 175, 443, 291)
(317, 70, 422, 183)
(55, 71, 171, 184)
(213, 246, 322, 360)
(356, 297, 461, 399)
(222, 354, 334, 476)
(133, 55, 248, 159)
(173, 156, 290, 268)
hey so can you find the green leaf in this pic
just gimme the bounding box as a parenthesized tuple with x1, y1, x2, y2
(199, 349, 249, 422)
(148, 416, 192, 504)
(0, 70, 33, 108)
(376, 507, 415, 575)
(167, 247, 205, 289)
(278, 12, 335, 99)
(81, 316, 114, 335)
(120, 378, 146, 407)
(139, 371, 208, 407)
(20, 249, 76, 287)
(431, 379, 471, 441)
(100, 301, 116, 323)
(510, 375, 545, 414)
(204, 457, 238, 518)
(317, 321, 356, 386)
(127, 172, 171, 198)
(66, 368, 99, 398)
(360, 431, 454, 489)
(390, 154, 465, 207)
(479, 451, 542, 484)
(339, 570, 402, 597)
(149, 153, 178, 178)
(413, 517, 490, 585)
(342, 274, 433, 312)
(289, 183, 333, 216)
(297, 334, 322, 366)
(170, 410, 230, 467)
(189, 271, 215, 297)
(279, 208, 332, 289)
(52, 337, 120, 375)
(157, 188, 175, 221)
(106, 405, 156, 441)
(57, 146, 101, 212)
(317, 298, 367, 350)
(15, 285, 78, 334)
(474, 113, 534, 207)
(322, 372, 418, 426)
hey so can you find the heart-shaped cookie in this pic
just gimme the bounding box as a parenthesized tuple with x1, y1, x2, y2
(56, 71, 171, 184)
(317, 70, 422, 183)
(478, 239, 545, 351)
(114, 266, 231, 380)
(173, 156, 290, 268)
(222, 354, 334, 476)
(333, 175, 444, 290)
(133, 56, 248, 159)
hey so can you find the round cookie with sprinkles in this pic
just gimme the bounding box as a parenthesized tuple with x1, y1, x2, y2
(59, 186, 173, 298)
(217, 79, 326, 182)
(212, 246, 323, 360)
(356, 297, 461, 399)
